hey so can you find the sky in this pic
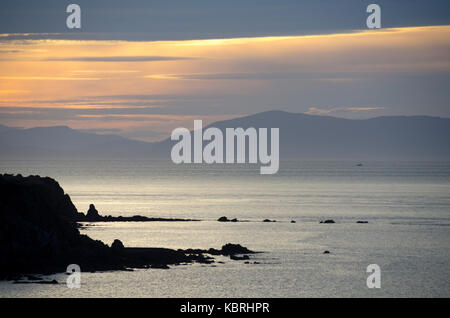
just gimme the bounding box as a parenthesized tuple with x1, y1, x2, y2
(0, 1, 449, 141)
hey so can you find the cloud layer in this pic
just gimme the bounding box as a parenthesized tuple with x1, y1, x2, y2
(1, 26, 449, 140)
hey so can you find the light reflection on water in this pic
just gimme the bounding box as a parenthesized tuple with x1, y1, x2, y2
(0, 160, 449, 297)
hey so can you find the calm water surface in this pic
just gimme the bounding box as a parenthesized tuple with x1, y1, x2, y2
(0, 160, 449, 297)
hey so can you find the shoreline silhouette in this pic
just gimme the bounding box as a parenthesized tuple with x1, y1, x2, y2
(0, 174, 257, 281)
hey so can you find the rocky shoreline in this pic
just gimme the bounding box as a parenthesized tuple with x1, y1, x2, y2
(79, 203, 199, 222)
(0, 174, 256, 280)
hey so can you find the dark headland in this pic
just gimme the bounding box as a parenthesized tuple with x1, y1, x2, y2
(0, 174, 256, 280)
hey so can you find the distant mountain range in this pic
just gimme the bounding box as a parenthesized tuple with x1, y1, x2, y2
(1, 111, 450, 160)
(0, 124, 154, 159)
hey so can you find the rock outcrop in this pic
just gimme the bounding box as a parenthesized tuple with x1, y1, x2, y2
(111, 239, 125, 250)
(217, 216, 238, 222)
(182, 243, 257, 256)
(0, 174, 253, 280)
(79, 204, 198, 222)
(86, 204, 101, 221)
(0, 174, 107, 278)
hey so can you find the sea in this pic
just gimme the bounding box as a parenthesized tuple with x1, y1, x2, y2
(0, 160, 449, 297)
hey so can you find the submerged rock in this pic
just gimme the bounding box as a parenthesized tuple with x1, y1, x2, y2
(230, 254, 250, 260)
(150, 264, 170, 269)
(220, 243, 254, 256)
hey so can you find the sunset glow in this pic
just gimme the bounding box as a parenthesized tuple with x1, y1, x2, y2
(1, 25, 449, 140)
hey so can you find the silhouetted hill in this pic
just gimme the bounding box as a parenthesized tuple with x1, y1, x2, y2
(0, 125, 155, 159)
(1, 111, 449, 160)
(155, 111, 450, 160)
(0, 123, 18, 134)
